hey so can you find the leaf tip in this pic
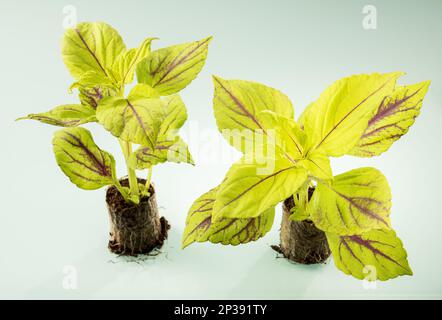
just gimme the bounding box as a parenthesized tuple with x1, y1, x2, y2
(15, 116, 28, 122)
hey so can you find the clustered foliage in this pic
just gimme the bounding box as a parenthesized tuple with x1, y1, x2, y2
(183, 73, 430, 281)
(18, 22, 211, 204)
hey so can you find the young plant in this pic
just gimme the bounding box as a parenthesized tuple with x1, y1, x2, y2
(183, 73, 430, 281)
(18, 22, 211, 255)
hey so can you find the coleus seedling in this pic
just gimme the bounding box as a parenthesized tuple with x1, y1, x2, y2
(18, 22, 211, 204)
(183, 73, 430, 281)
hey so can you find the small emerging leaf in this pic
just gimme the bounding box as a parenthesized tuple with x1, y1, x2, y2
(112, 37, 157, 85)
(17, 104, 96, 127)
(182, 187, 275, 248)
(257, 110, 306, 159)
(52, 127, 116, 190)
(297, 151, 333, 181)
(308, 167, 391, 235)
(137, 37, 212, 95)
(327, 229, 412, 281)
(349, 81, 431, 157)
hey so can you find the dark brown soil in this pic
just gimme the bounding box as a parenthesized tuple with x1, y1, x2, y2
(272, 187, 331, 264)
(106, 178, 170, 256)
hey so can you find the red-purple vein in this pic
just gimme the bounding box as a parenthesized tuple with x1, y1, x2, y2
(315, 75, 398, 149)
(155, 38, 210, 86)
(75, 29, 108, 77)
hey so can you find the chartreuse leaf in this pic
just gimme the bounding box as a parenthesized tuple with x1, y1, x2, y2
(62, 22, 125, 81)
(78, 85, 118, 109)
(129, 94, 193, 168)
(136, 37, 212, 95)
(327, 229, 412, 280)
(213, 155, 307, 219)
(213, 77, 294, 152)
(308, 167, 391, 235)
(17, 104, 96, 127)
(349, 81, 431, 157)
(70, 70, 116, 92)
(127, 83, 159, 100)
(182, 187, 275, 248)
(96, 96, 163, 148)
(256, 110, 305, 159)
(112, 37, 157, 85)
(52, 127, 116, 190)
(297, 151, 332, 181)
(130, 136, 193, 169)
(299, 72, 403, 157)
(256, 110, 332, 180)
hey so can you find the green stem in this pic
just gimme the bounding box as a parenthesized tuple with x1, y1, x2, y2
(119, 138, 139, 204)
(114, 179, 129, 201)
(145, 167, 153, 193)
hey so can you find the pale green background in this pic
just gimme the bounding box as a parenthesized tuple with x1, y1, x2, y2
(0, 0, 441, 299)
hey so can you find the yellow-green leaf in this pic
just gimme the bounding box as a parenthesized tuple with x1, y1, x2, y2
(128, 94, 192, 168)
(62, 22, 125, 81)
(327, 229, 412, 281)
(158, 94, 187, 136)
(213, 155, 307, 219)
(130, 136, 193, 169)
(96, 97, 163, 148)
(349, 81, 431, 157)
(213, 76, 294, 137)
(297, 151, 333, 181)
(308, 167, 391, 235)
(112, 37, 157, 85)
(182, 187, 275, 248)
(256, 110, 305, 160)
(136, 37, 212, 95)
(127, 84, 159, 100)
(300, 72, 403, 157)
(70, 70, 116, 91)
(17, 104, 96, 127)
(52, 127, 116, 190)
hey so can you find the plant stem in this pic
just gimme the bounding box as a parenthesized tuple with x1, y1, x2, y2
(114, 179, 129, 201)
(119, 138, 139, 203)
(145, 167, 153, 193)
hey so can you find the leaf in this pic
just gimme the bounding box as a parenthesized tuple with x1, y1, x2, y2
(62, 22, 125, 81)
(96, 96, 163, 148)
(70, 70, 116, 91)
(52, 127, 116, 190)
(158, 94, 188, 136)
(349, 81, 431, 157)
(128, 94, 192, 168)
(127, 84, 159, 100)
(182, 187, 275, 248)
(130, 136, 193, 169)
(17, 104, 96, 127)
(300, 72, 403, 157)
(112, 37, 157, 85)
(136, 36, 212, 95)
(256, 110, 306, 159)
(308, 167, 391, 235)
(213, 155, 307, 219)
(213, 77, 294, 151)
(297, 151, 333, 181)
(77, 83, 118, 109)
(327, 229, 412, 281)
